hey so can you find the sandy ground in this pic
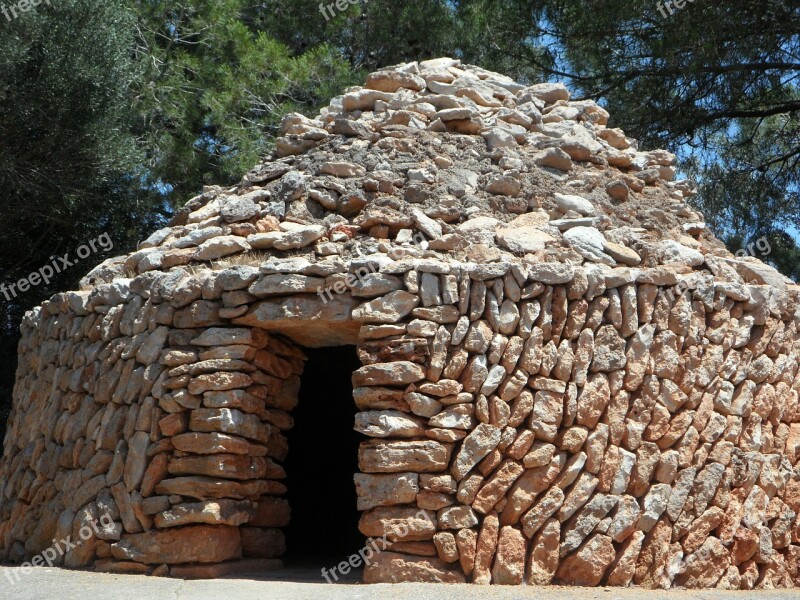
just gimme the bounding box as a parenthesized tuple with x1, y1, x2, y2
(2, 566, 800, 600)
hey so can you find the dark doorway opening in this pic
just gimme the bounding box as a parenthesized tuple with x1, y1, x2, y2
(283, 345, 364, 569)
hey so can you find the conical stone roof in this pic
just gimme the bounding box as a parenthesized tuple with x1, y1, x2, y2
(81, 56, 795, 323)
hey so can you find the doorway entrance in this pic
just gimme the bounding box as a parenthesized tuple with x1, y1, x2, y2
(282, 345, 364, 572)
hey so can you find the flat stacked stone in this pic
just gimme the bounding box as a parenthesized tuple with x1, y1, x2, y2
(1, 58, 799, 588)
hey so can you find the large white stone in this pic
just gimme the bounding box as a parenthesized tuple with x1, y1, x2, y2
(553, 193, 596, 216)
(563, 227, 615, 265)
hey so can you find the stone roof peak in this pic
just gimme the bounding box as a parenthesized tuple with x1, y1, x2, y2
(80, 58, 793, 295)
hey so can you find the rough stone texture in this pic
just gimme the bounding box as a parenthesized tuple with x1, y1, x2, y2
(2, 57, 800, 589)
(110, 525, 241, 564)
(364, 552, 465, 583)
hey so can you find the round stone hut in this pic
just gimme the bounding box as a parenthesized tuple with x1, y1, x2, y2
(2, 57, 800, 588)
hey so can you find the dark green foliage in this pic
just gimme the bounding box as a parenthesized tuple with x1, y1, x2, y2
(261, 0, 553, 80)
(133, 0, 360, 201)
(0, 0, 167, 440)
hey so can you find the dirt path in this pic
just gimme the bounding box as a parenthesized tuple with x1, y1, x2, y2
(2, 567, 799, 600)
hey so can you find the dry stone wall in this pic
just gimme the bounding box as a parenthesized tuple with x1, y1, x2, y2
(2, 57, 800, 588)
(0, 284, 302, 577)
(350, 263, 800, 588)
